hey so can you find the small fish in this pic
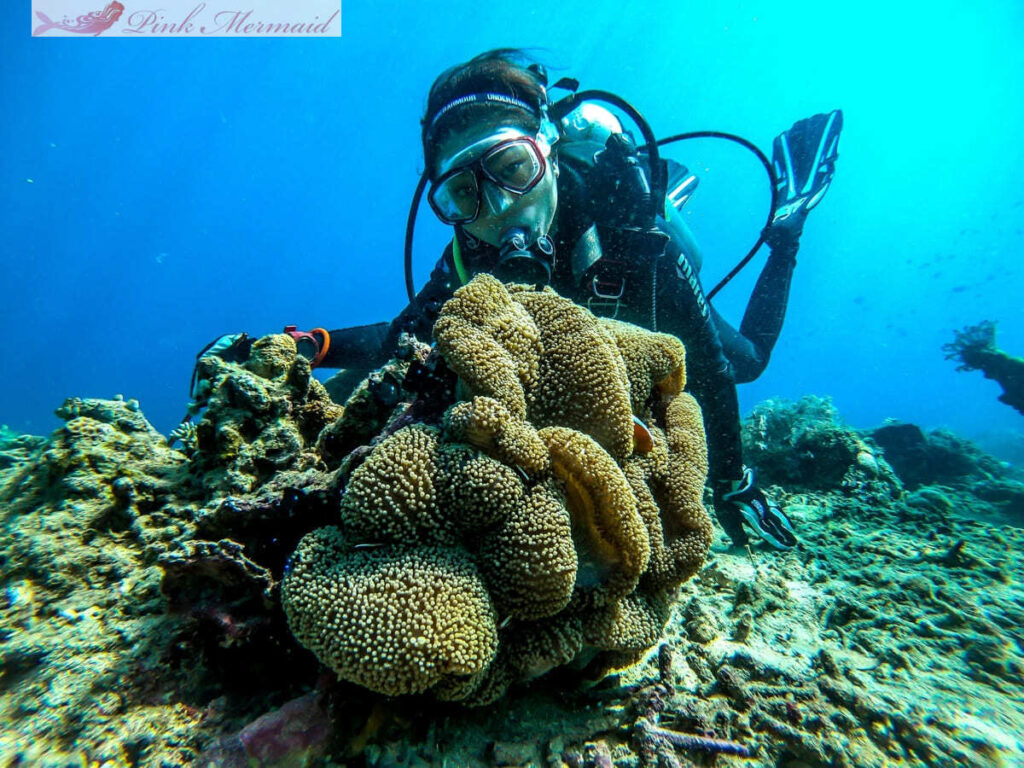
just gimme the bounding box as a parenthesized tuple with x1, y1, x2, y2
(33, 1, 124, 36)
(632, 415, 654, 454)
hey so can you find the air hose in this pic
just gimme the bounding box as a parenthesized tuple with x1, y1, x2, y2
(649, 131, 778, 301)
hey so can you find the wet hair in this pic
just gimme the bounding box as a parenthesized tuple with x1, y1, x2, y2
(422, 48, 549, 174)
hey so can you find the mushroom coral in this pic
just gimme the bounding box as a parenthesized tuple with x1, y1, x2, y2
(282, 276, 712, 703)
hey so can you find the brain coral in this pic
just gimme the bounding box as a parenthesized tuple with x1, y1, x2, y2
(437, 275, 636, 460)
(282, 276, 712, 704)
(477, 481, 577, 621)
(443, 395, 549, 476)
(511, 285, 635, 460)
(624, 394, 713, 594)
(601, 318, 688, 415)
(540, 425, 649, 605)
(338, 424, 448, 544)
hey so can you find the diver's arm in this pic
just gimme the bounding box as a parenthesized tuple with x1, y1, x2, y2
(315, 323, 392, 369)
(659, 200, 795, 385)
(729, 236, 798, 382)
(315, 249, 457, 369)
(727, 110, 844, 380)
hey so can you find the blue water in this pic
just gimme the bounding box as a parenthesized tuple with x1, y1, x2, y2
(2, 1, 1023, 456)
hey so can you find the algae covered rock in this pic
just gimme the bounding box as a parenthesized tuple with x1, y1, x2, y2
(190, 333, 343, 494)
(742, 395, 900, 495)
(281, 276, 713, 703)
(0, 338, 347, 763)
(870, 421, 1009, 489)
(0, 399, 204, 765)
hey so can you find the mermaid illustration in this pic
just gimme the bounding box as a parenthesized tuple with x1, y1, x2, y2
(33, 0, 125, 36)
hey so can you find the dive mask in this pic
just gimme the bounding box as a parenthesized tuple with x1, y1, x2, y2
(428, 128, 554, 225)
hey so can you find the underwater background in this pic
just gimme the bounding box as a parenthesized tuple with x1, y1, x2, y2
(2, 0, 1023, 453)
(3, 3, 1024, 766)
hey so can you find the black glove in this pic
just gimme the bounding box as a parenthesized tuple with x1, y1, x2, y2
(185, 332, 253, 418)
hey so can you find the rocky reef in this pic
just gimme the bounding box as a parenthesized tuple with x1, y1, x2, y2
(1, 284, 1022, 766)
(0, 335, 345, 765)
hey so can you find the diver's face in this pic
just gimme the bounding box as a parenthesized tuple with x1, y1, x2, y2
(433, 116, 558, 247)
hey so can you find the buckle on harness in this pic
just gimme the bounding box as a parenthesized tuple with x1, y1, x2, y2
(587, 274, 626, 318)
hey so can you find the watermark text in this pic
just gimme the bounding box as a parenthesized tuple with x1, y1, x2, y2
(33, 0, 342, 36)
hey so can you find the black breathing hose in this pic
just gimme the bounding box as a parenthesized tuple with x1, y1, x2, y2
(404, 103, 780, 305)
(550, 90, 667, 221)
(649, 131, 778, 301)
(404, 171, 430, 303)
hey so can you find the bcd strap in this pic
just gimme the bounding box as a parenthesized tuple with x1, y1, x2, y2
(572, 224, 668, 322)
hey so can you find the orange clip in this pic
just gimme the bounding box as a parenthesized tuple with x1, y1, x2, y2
(310, 328, 331, 367)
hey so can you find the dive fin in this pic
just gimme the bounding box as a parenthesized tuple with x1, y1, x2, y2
(723, 467, 797, 549)
(735, 499, 797, 550)
(772, 110, 843, 212)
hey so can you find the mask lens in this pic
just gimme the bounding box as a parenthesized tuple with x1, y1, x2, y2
(483, 141, 542, 192)
(430, 169, 479, 223)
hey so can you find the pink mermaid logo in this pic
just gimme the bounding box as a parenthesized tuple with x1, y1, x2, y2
(33, 1, 125, 36)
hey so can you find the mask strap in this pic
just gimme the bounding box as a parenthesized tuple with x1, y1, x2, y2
(426, 93, 539, 142)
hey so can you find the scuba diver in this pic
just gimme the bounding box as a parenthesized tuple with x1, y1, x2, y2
(192, 49, 842, 549)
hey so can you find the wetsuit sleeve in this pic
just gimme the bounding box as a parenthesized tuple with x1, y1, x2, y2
(702, 236, 799, 384)
(730, 236, 799, 383)
(316, 248, 457, 370)
(316, 323, 392, 369)
(664, 210, 799, 385)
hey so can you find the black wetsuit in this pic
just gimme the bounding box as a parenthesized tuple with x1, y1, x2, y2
(319, 140, 798, 544)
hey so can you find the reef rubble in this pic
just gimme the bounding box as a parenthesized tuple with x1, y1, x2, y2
(1, 287, 1022, 766)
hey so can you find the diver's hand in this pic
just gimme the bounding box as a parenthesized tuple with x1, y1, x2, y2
(185, 332, 254, 417)
(718, 468, 797, 549)
(769, 110, 843, 245)
(764, 206, 806, 252)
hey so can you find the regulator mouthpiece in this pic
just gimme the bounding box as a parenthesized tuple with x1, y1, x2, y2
(493, 228, 554, 285)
